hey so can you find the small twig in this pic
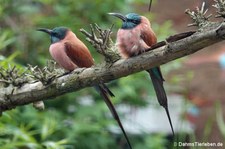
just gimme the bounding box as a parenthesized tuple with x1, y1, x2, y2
(0, 80, 11, 84)
(0, 65, 32, 87)
(185, 2, 212, 28)
(103, 24, 114, 49)
(80, 24, 120, 63)
(213, 0, 225, 18)
(0, 67, 8, 80)
(9, 65, 16, 77)
(27, 60, 64, 85)
(148, 0, 152, 12)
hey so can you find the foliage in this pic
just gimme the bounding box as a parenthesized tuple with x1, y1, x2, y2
(0, 0, 178, 148)
(215, 101, 225, 139)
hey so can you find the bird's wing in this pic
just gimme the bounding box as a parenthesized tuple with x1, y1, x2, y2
(64, 41, 94, 68)
(139, 16, 157, 47)
(140, 27, 157, 47)
(140, 21, 164, 80)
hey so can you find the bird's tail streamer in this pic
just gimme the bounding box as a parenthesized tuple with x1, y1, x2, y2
(95, 84, 132, 149)
(147, 67, 175, 136)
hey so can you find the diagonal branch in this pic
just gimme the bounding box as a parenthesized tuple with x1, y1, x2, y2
(1, 21, 225, 113)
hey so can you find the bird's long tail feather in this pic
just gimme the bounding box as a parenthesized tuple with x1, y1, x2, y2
(147, 67, 175, 136)
(95, 84, 132, 149)
(101, 83, 115, 97)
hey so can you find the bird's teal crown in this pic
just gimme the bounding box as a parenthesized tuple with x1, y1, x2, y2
(50, 27, 69, 43)
(122, 13, 141, 29)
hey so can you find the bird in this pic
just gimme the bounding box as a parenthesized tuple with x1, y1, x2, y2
(108, 12, 175, 136)
(37, 27, 132, 148)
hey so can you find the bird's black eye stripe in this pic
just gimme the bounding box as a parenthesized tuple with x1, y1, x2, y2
(132, 20, 138, 23)
(52, 32, 59, 37)
(127, 19, 139, 24)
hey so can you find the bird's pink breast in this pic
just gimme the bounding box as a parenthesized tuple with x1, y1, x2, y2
(49, 42, 77, 71)
(116, 27, 149, 58)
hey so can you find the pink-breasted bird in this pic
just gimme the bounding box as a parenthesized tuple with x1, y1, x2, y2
(37, 27, 132, 148)
(109, 13, 175, 136)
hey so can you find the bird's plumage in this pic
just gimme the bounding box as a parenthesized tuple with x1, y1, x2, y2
(38, 27, 132, 148)
(110, 13, 174, 136)
(64, 32, 94, 68)
(116, 16, 156, 58)
(48, 28, 94, 70)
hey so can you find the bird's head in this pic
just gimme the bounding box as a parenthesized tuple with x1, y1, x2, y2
(37, 27, 69, 44)
(108, 12, 141, 29)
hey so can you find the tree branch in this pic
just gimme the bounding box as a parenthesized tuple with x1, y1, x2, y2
(1, 1, 225, 114)
(1, 21, 225, 113)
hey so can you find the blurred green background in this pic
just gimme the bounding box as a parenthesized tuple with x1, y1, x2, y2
(1, 0, 224, 149)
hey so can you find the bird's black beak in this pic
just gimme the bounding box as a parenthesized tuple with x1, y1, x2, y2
(36, 28, 52, 35)
(108, 13, 126, 22)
